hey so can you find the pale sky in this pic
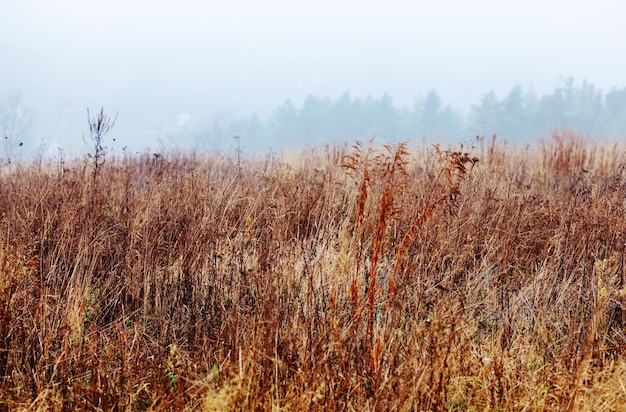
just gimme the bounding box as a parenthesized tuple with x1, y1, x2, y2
(1, 0, 625, 152)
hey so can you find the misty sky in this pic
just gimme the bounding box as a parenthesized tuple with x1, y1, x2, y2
(1, 0, 625, 153)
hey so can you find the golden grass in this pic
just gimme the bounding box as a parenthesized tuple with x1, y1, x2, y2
(2, 132, 626, 410)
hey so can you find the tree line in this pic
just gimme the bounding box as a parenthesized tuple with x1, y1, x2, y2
(4, 79, 626, 158)
(222, 78, 626, 152)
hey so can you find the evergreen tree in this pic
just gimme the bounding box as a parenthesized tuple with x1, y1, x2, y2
(469, 91, 501, 137)
(500, 85, 525, 139)
(576, 80, 603, 132)
(605, 87, 626, 116)
(420, 90, 443, 135)
(369, 93, 399, 138)
(597, 87, 626, 136)
(299, 95, 332, 145)
(331, 93, 375, 141)
(268, 99, 300, 147)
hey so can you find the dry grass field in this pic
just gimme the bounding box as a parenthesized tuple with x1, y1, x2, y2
(2, 132, 626, 410)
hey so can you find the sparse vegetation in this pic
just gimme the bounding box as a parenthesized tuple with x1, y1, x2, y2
(84, 107, 117, 188)
(2, 131, 626, 410)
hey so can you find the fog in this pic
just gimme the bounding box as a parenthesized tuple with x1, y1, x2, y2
(1, 0, 625, 155)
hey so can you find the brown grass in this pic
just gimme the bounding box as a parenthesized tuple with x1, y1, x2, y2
(2, 131, 626, 410)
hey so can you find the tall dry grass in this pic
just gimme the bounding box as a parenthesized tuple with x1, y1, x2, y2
(1, 132, 626, 410)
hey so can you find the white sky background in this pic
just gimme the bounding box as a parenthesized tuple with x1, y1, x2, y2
(1, 0, 625, 151)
